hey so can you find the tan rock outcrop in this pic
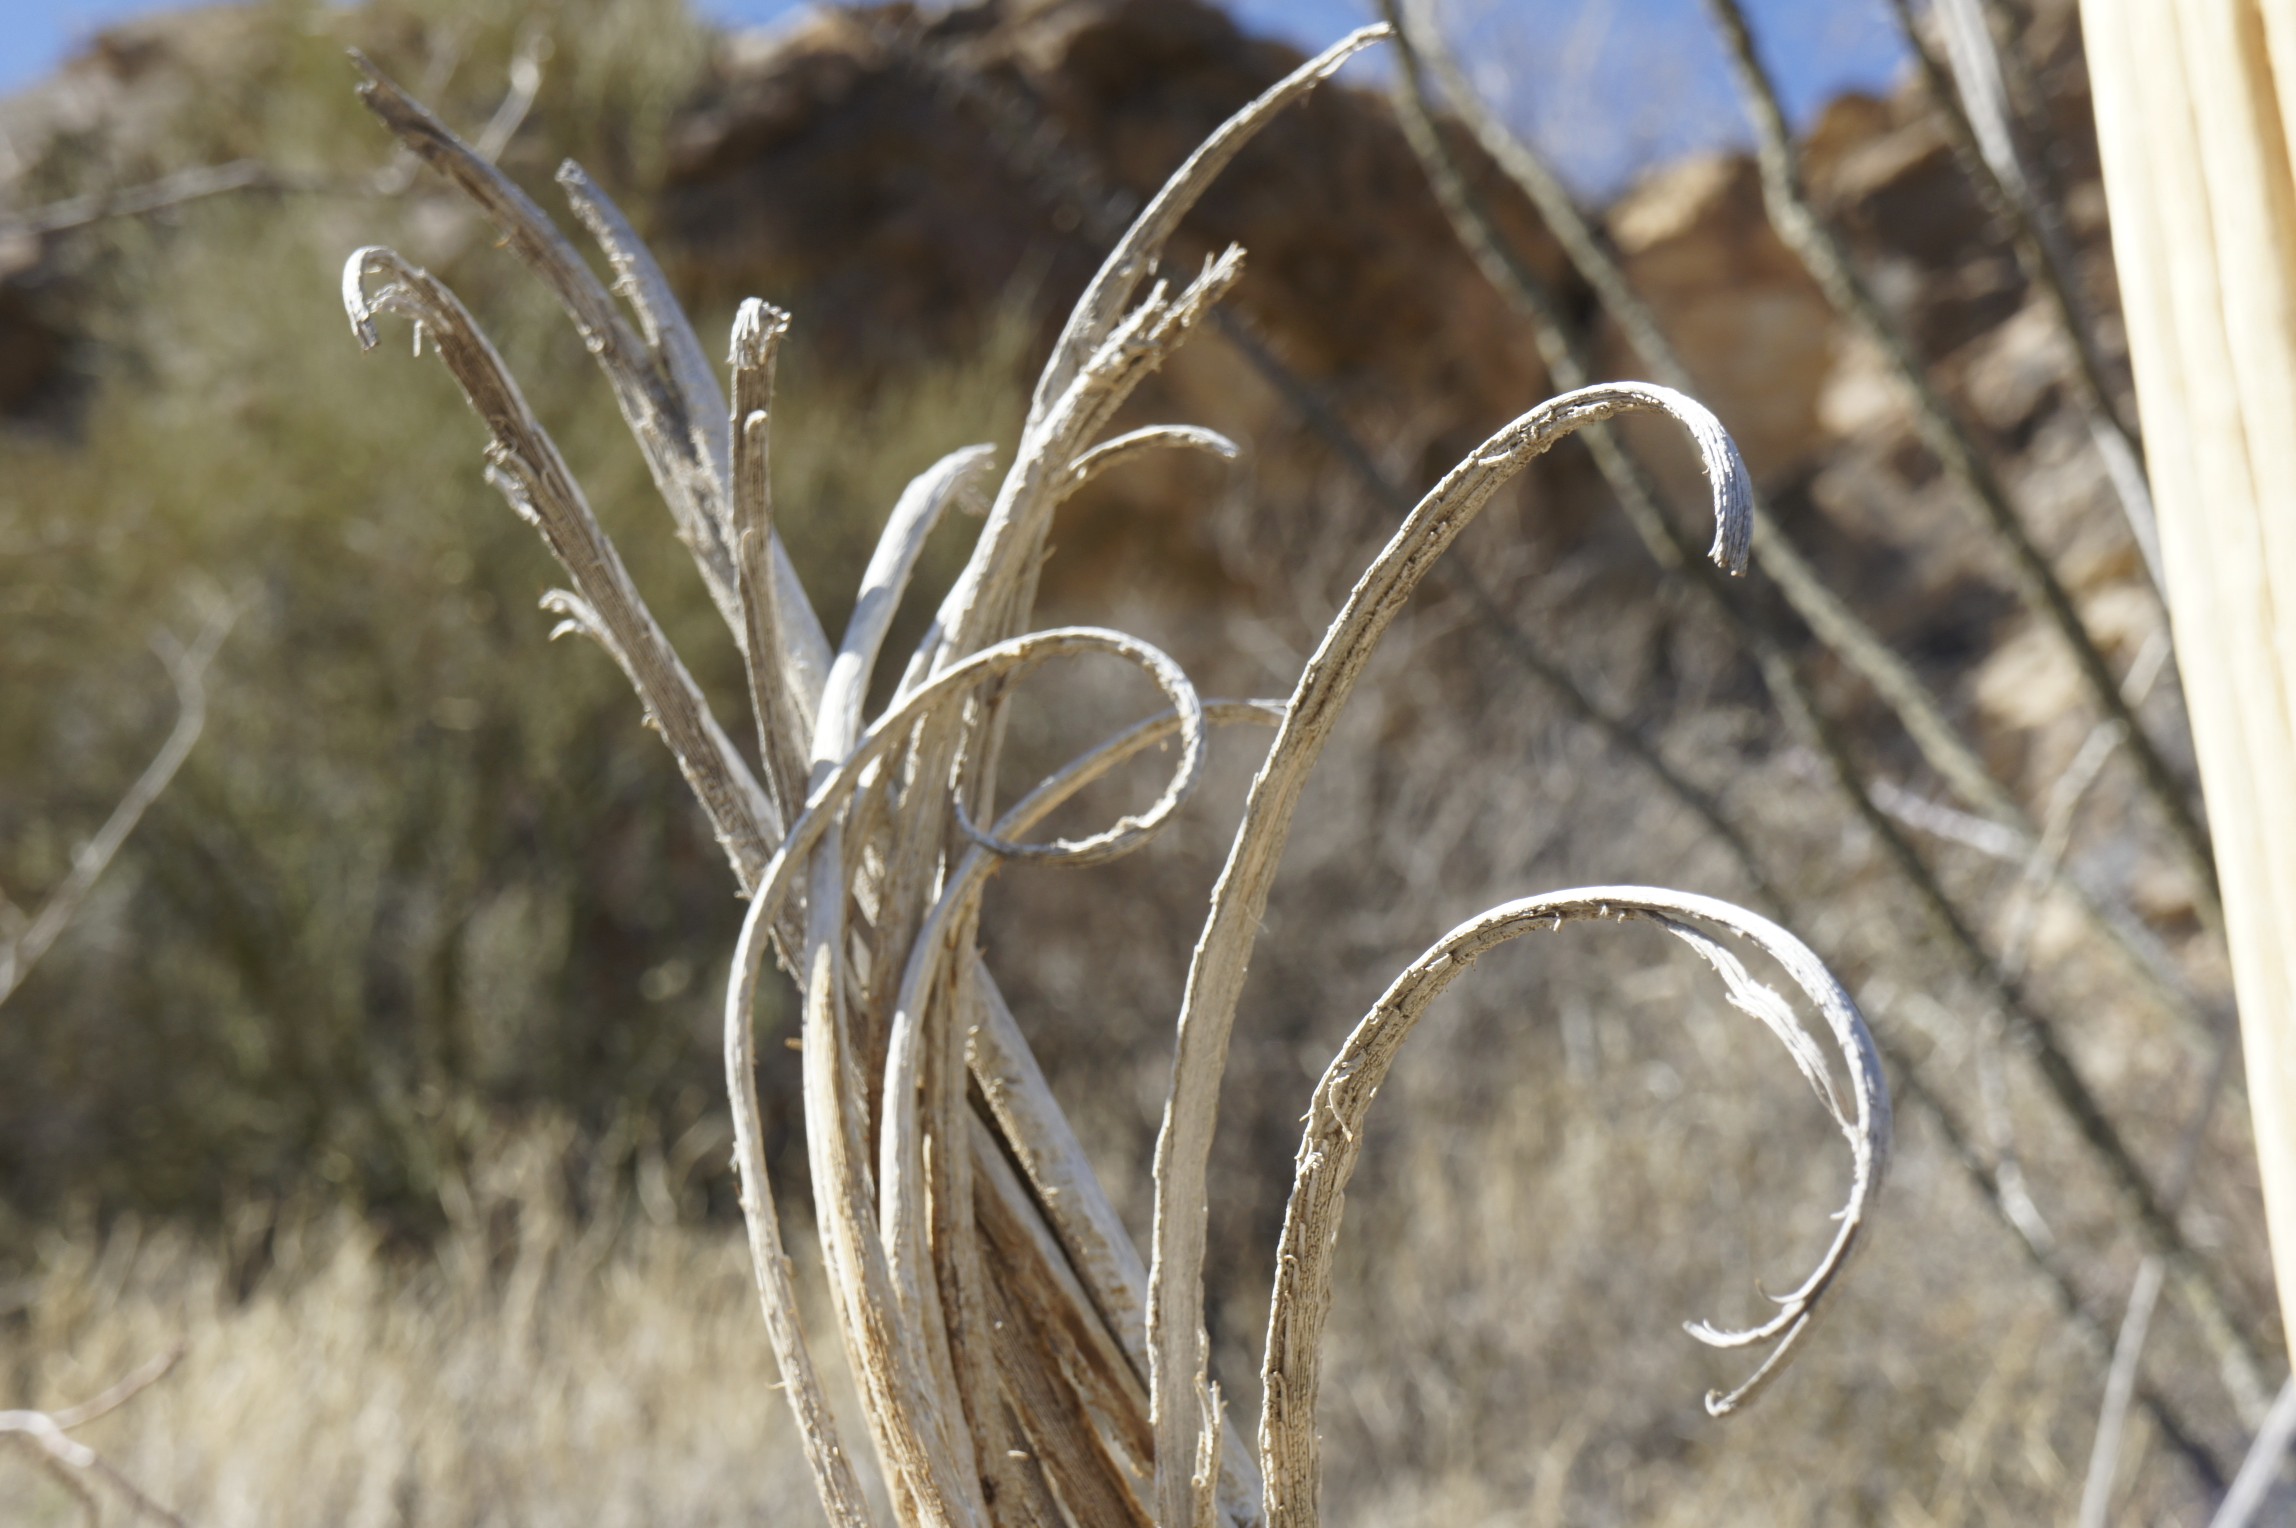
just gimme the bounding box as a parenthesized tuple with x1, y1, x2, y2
(1601, 152, 1837, 479)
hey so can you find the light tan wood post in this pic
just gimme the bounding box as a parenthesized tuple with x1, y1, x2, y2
(2083, 0, 2296, 1352)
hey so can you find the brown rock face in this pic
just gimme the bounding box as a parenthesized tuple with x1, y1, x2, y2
(653, 0, 2062, 582)
(0, 3, 284, 422)
(1601, 153, 1837, 480)
(2, 0, 2140, 707)
(656, 0, 1584, 612)
(660, 10, 1097, 366)
(657, 0, 1558, 423)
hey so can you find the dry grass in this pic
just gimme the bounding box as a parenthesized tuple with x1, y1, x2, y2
(0, 1034, 2203, 1527)
(1, 1132, 833, 1527)
(1003, 622, 2229, 1525)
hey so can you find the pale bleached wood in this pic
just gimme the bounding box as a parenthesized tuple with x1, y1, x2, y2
(345, 38, 1899, 1526)
(725, 627, 1209, 1523)
(353, 55, 833, 699)
(884, 701, 1265, 1318)
(722, 867, 888, 1528)
(729, 299, 818, 829)
(0, 606, 230, 1009)
(974, 1129, 1155, 1528)
(1150, 381, 1751, 1528)
(825, 446, 999, 761)
(1258, 890, 1887, 1528)
(0, 1349, 190, 1528)
(971, 978, 1272, 1528)
(556, 161, 735, 500)
(2084, 0, 2296, 1371)
(343, 248, 782, 883)
(1066, 425, 1240, 498)
(798, 454, 1018, 1528)
(891, 703, 1281, 1528)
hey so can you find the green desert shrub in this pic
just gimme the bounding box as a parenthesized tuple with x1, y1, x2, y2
(0, 0, 1024, 1233)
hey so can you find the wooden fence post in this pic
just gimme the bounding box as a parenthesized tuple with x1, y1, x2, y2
(2083, 0, 2296, 1352)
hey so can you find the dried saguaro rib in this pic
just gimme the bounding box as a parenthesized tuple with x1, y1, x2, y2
(342, 25, 1892, 1528)
(1259, 889, 1888, 1528)
(1148, 377, 1752, 1528)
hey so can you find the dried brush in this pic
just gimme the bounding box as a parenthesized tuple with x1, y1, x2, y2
(340, 27, 1890, 1528)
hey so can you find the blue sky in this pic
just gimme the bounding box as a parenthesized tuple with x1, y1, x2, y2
(1, 0, 1908, 196)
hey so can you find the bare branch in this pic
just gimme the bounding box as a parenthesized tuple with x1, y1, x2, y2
(46, 1346, 186, 1433)
(1066, 425, 1240, 497)
(1411, 0, 2228, 1117)
(1391, 18, 2256, 1410)
(948, 250, 1249, 668)
(1786, 648, 2277, 1421)
(1893, 0, 2166, 591)
(0, 604, 232, 1009)
(0, 28, 572, 249)
(557, 160, 735, 505)
(2, 1349, 191, 1527)
(1883, 1043, 2227, 1484)
(722, 848, 887, 1528)
(0, 159, 271, 241)
(822, 446, 999, 771)
(1393, 0, 2022, 832)
(471, 23, 550, 165)
(2079, 1015, 2244, 1521)
(886, 701, 1281, 1348)
(1396, 4, 2224, 1091)
(726, 299, 819, 828)
(727, 627, 1210, 1528)
(2215, 1376, 2296, 1528)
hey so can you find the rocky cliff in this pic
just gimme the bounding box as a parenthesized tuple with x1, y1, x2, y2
(640, 0, 2149, 790)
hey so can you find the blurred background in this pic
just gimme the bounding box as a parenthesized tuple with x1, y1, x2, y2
(0, 0, 2273, 1522)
